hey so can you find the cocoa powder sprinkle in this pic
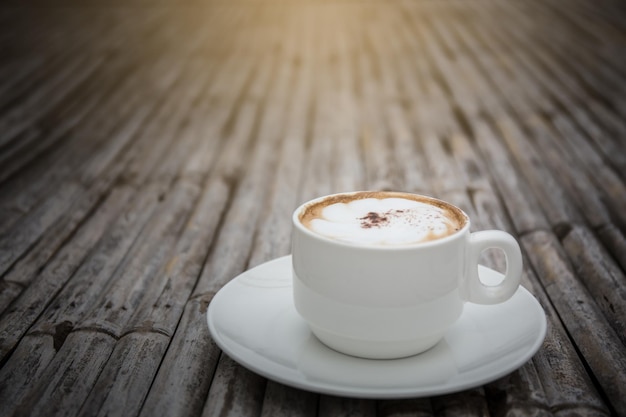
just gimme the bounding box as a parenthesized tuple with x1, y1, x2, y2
(359, 212, 389, 228)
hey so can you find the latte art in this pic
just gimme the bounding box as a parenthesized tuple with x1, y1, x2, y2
(299, 192, 466, 246)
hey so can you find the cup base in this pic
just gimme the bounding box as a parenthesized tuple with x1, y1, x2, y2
(310, 325, 443, 360)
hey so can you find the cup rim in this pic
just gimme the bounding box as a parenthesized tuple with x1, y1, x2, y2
(292, 191, 471, 250)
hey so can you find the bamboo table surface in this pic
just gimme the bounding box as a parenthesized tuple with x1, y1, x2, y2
(1, 0, 625, 415)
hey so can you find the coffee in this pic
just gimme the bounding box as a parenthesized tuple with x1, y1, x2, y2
(298, 191, 467, 246)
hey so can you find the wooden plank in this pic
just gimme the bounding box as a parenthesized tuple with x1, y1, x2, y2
(523, 115, 626, 273)
(0, 181, 85, 277)
(547, 114, 626, 228)
(0, 44, 163, 233)
(4, 42, 219, 336)
(477, 1, 626, 177)
(494, 113, 583, 226)
(200, 11, 307, 417)
(500, 1, 626, 176)
(139, 13, 285, 417)
(10, 331, 116, 417)
(0, 32, 224, 396)
(465, 2, 580, 114)
(319, 397, 377, 417)
(313, 5, 379, 414)
(585, 101, 626, 149)
(0, 38, 145, 184)
(436, 2, 555, 119)
(419, 12, 485, 120)
(77, 181, 199, 335)
(75, 55, 188, 186)
(78, 332, 170, 417)
(354, 7, 399, 191)
(387, 8, 617, 409)
(0, 51, 104, 149)
(596, 223, 626, 273)
(202, 354, 266, 417)
(297, 8, 339, 204)
(247, 11, 321, 415)
(326, 8, 366, 194)
(522, 230, 626, 416)
(0, 8, 113, 112)
(0, 186, 161, 415)
(78, 178, 231, 417)
(425, 0, 626, 286)
(0, 184, 134, 313)
(0, 56, 46, 110)
(0, 53, 191, 308)
(248, 15, 313, 268)
(377, 398, 433, 417)
(430, 142, 611, 415)
(466, 120, 621, 415)
(10, 180, 199, 415)
(524, 115, 614, 228)
(259, 382, 317, 417)
(377, 9, 433, 195)
(0, 18, 183, 235)
(0, 2, 624, 417)
(517, 269, 610, 417)
(561, 225, 626, 345)
(431, 133, 612, 416)
(512, 0, 626, 107)
(142, 294, 222, 416)
(431, 390, 491, 417)
(0, 334, 57, 414)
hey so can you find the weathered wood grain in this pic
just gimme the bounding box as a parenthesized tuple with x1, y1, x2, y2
(137, 297, 221, 417)
(201, 13, 319, 417)
(0, 32, 226, 393)
(248, 22, 313, 267)
(489, 265, 610, 417)
(0, 7, 184, 212)
(494, 114, 583, 226)
(140, 13, 288, 417)
(0, 52, 104, 149)
(0, 334, 57, 413)
(0, 57, 187, 270)
(259, 382, 318, 417)
(0, 188, 156, 415)
(561, 225, 626, 345)
(297, 15, 341, 203)
(77, 179, 232, 417)
(0, 57, 152, 233)
(551, 112, 626, 221)
(12, 331, 115, 417)
(399, 13, 619, 409)
(319, 397, 377, 417)
(1, 1, 626, 417)
(78, 332, 169, 417)
(378, 399, 433, 417)
(0, 185, 139, 361)
(203, 354, 267, 417)
(475, 1, 626, 179)
(431, 389, 491, 417)
(2, 183, 198, 415)
(522, 230, 626, 416)
(241, 16, 322, 417)
(355, 13, 399, 192)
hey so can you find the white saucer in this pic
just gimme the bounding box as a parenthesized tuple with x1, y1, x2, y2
(207, 256, 546, 398)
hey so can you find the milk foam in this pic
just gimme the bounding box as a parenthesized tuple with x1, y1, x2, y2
(308, 198, 460, 245)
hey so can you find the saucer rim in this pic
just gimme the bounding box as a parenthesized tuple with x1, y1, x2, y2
(207, 255, 547, 399)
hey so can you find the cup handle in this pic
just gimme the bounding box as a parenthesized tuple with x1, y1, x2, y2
(466, 230, 523, 304)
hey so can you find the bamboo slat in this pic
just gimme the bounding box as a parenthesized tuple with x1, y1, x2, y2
(1, 1, 625, 416)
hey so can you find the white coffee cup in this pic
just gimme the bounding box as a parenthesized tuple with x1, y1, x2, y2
(292, 191, 523, 359)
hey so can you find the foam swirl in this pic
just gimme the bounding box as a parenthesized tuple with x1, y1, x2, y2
(307, 197, 462, 245)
